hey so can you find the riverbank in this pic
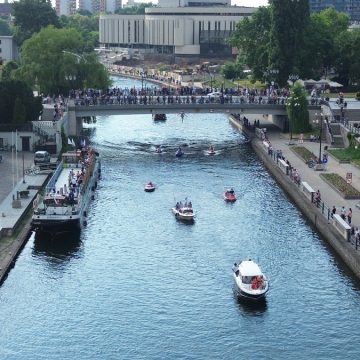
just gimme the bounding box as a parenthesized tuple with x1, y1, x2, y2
(229, 115, 360, 279)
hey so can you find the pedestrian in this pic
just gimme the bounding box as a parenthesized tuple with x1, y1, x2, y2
(347, 208, 353, 225)
(331, 206, 336, 218)
(340, 206, 346, 220)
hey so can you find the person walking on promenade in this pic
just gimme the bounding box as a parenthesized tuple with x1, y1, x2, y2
(341, 206, 346, 220)
(347, 208, 353, 225)
(331, 206, 336, 218)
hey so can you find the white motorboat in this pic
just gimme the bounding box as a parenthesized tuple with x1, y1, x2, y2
(232, 259, 269, 301)
(144, 182, 156, 192)
(172, 201, 194, 222)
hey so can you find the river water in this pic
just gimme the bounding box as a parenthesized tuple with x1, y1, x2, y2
(0, 78, 360, 359)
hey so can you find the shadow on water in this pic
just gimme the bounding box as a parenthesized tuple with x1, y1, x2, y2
(32, 229, 83, 262)
(233, 288, 268, 316)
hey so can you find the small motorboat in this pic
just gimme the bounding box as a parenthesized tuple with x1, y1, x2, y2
(224, 188, 237, 202)
(153, 114, 167, 121)
(175, 148, 184, 158)
(144, 182, 156, 192)
(172, 201, 194, 222)
(207, 146, 216, 156)
(232, 259, 269, 301)
(155, 146, 162, 154)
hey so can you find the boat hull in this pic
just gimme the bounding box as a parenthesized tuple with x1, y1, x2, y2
(172, 207, 194, 222)
(31, 151, 101, 235)
(224, 194, 237, 202)
(144, 186, 155, 192)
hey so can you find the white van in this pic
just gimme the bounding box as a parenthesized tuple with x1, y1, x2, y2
(34, 151, 51, 165)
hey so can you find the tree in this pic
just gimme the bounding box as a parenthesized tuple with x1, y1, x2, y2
(16, 26, 111, 94)
(229, 6, 271, 82)
(221, 61, 243, 80)
(115, 3, 155, 14)
(0, 80, 42, 124)
(286, 82, 310, 134)
(1, 61, 18, 81)
(13, 97, 26, 124)
(269, 0, 310, 86)
(334, 28, 360, 86)
(12, 0, 61, 45)
(0, 19, 13, 36)
(60, 14, 99, 50)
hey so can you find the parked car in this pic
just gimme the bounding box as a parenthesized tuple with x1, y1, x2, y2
(207, 91, 222, 98)
(34, 151, 51, 165)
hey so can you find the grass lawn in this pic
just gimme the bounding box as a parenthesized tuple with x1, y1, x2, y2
(321, 173, 360, 198)
(328, 147, 360, 162)
(292, 146, 317, 162)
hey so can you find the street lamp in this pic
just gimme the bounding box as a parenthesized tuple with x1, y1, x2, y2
(269, 69, 279, 87)
(141, 72, 145, 91)
(288, 74, 299, 86)
(314, 112, 325, 168)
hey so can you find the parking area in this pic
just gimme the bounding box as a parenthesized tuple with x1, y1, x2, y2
(0, 151, 36, 203)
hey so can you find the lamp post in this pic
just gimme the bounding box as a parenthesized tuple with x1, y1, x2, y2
(288, 74, 299, 86)
(314, 112, 325, 168)
(269, 69, 279, 88)
(141, 72, 144, 92)
(210, 74, 213, 92)
(65, 75, 77, 96)
(22, 152, 25, 184)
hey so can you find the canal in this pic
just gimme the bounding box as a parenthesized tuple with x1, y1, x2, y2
(0, 77, 360, 359)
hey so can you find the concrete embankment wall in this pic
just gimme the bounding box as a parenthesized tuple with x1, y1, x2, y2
(229, 116, 360, 280)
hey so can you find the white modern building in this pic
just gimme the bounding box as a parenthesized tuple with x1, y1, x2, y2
(0, 36, 18, 64)
(99, 2, 256, 61)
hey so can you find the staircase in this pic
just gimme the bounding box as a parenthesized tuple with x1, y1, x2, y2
(329, 123, 345, 148)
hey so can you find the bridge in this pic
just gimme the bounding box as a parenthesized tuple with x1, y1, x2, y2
(65, 97, 321, 135)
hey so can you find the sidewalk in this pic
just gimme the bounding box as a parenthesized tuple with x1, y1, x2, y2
(265, 128, 360, 227)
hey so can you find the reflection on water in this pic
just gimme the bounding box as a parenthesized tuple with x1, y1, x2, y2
(32, 230, 82, 262)
(233, 290, 268, 316)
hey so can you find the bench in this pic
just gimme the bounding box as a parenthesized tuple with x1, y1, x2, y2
(301, 181, 315, 201)
(333, 214, 351, 241)
(278, 159, 289, 174)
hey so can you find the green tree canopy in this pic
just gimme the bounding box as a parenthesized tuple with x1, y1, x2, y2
(269, 0, 310, 86)
(1, 60, 19, 80)
(12, 0, 60, 45)
(0, 19, 13, 36)
(0, 80, 42, 124)
(60, 14, 99, 50)
(15, 26, 110, 94)
(335, 28, 360, 86)
(115, 3, 155, 14)
(286, 82, 310, 134)
(229, 6, 271, 82)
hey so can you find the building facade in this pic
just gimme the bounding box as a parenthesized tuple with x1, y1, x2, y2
(99, 5, 255, 60)
(55, 0, 77, 16)
(0, 36, 18, 64)
(309, 0, 360, 21)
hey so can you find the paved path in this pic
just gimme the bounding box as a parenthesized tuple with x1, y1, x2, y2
(248, 115, 360, 227)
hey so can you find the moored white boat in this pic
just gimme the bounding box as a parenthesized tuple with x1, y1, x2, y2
(172, 201, 194, 222)
(232, 259, 269, 301)
(31, 148, 101, 233)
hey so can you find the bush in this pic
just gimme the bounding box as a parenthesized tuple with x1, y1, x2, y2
(292, 146, 317, 162)
(356, 92, 360, 100)
(321, 173, 360, 199)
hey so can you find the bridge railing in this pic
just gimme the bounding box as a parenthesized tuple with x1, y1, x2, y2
(73, 95, 291, 107)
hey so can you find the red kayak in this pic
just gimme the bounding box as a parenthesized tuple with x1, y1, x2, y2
(224, 190, 237, 202)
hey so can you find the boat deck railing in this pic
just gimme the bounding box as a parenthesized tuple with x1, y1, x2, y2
(46, 161, 64, 194)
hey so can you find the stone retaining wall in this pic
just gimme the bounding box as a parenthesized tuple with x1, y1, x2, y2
(229, 115, 360, 280)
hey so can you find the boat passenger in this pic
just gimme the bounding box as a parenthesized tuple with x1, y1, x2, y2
(232, 263, 239, 276)
(188, 201, 192, 208)
(176, 202, 180, 210)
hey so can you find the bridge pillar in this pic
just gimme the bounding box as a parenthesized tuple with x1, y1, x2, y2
(67, 102, 82, 136)
(271, 114, 288, 132)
